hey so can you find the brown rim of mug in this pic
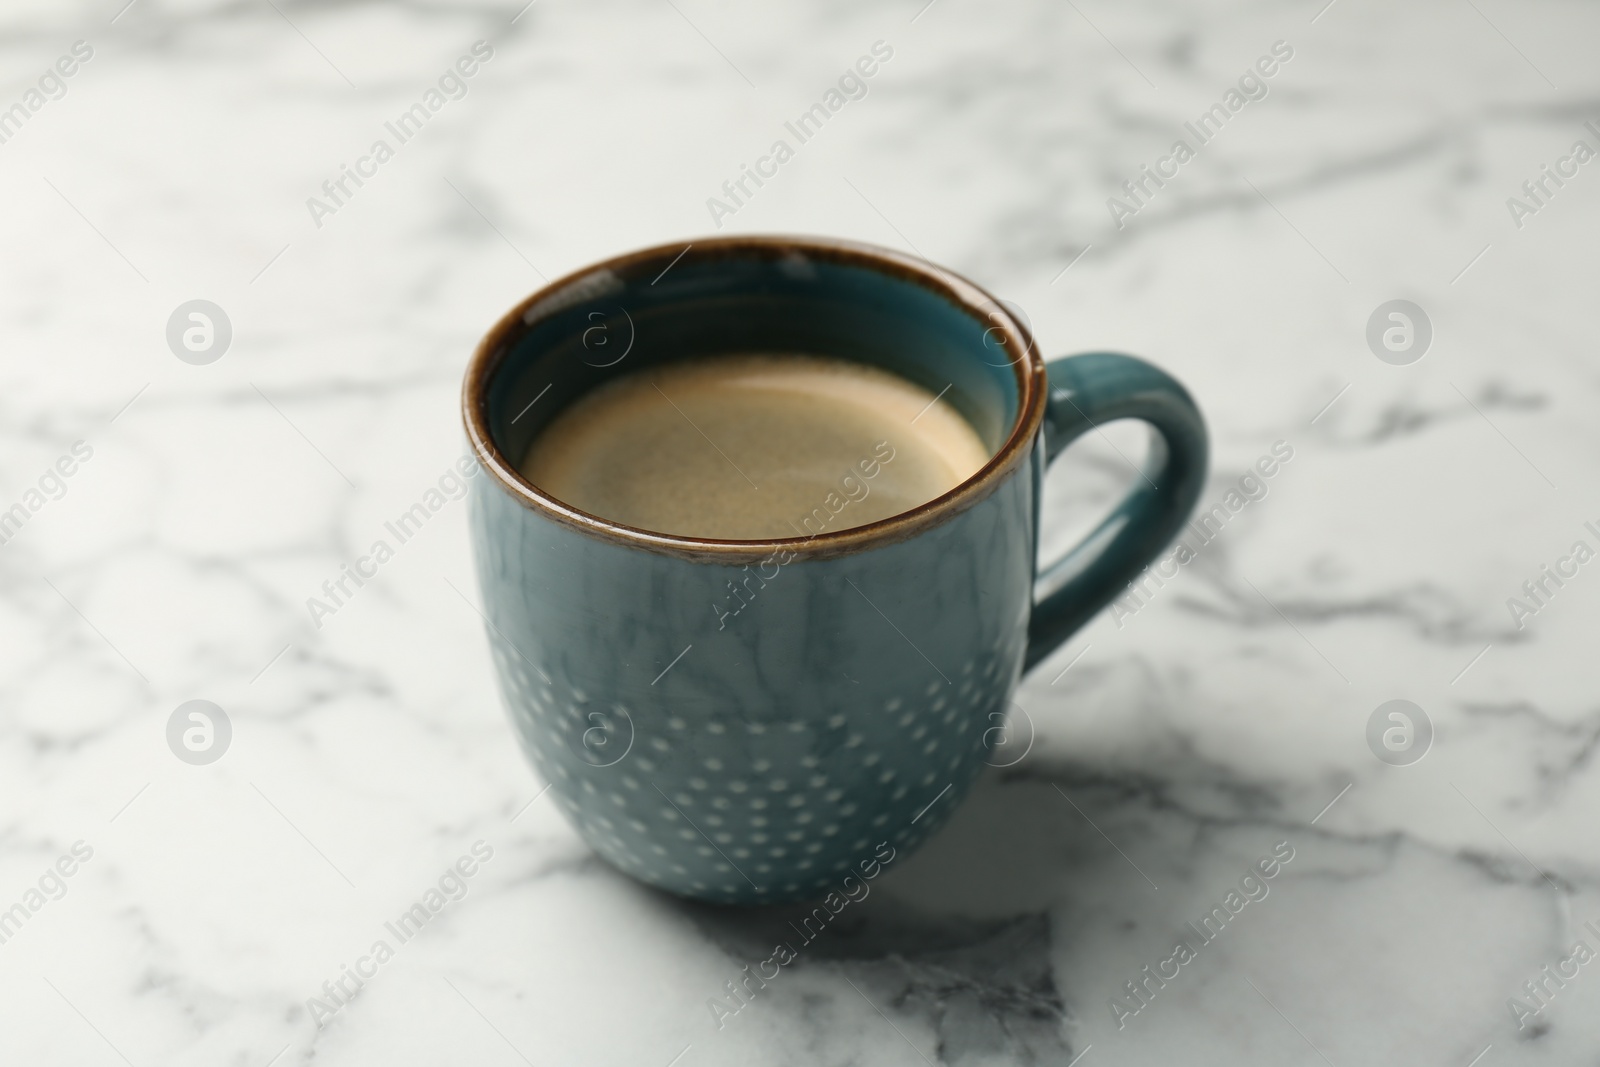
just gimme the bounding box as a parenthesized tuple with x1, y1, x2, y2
(461, 234, 1047, 563)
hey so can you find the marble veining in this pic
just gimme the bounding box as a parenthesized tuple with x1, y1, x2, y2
(1, 0, 1598, 1063)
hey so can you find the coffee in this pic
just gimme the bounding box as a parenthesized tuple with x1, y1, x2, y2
(519, 354, 990, 539)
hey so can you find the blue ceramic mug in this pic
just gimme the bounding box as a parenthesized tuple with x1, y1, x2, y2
(463, 236, 1207, 905)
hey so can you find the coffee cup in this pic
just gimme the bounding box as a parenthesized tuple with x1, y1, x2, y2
(462, 235, 1207, 905)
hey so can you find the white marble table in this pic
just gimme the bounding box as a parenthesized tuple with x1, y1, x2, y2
(3, 0, 1598, 1063)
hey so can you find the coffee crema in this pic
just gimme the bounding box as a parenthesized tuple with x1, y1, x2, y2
(518, 354, 990, 540)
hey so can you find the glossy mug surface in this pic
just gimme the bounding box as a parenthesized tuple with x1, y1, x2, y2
(462, 236, 1208, 905)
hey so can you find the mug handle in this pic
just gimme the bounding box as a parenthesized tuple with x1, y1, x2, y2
(1024, 351, 1209, 670)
